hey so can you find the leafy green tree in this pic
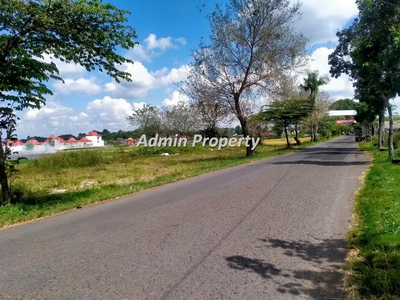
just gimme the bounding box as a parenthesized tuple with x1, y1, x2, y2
(329, 99, 359, 111)
(0, 0, 138, 204)
(300, 70, 330, 142)
(257, 98, 312, 148)
(234, 126, 242, 135)
(329, 0, 400, 158)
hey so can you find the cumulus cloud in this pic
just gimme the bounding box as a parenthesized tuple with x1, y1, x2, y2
(162, 91, 189, 106)
(40, 54, 87, 78)
(105, 62, 190, 99)
(306, 47, 355, 99)
(53, 77, 101, 95)
(293, 0, 358, 45)
(17, 97, 138, 137)
(126, 33, 186, 62)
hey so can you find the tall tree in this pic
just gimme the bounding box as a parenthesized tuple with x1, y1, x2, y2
(300, 70, 330, 142)
(329, 0, 400, 157)
(184, 0, 307, 156)
(0, 0, 138, 204)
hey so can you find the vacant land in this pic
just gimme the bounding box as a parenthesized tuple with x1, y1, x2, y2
(0, 137, 329, 228)
(347, 141, 400, 299)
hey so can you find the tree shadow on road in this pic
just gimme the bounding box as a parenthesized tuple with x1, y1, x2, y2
(225, 238, 347, 299)
(272, 160, 369, 166)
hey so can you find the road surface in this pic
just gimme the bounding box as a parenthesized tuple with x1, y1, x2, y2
(0, 136, 370, 299)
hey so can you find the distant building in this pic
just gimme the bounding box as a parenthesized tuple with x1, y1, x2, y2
(7, 131, 104, 153)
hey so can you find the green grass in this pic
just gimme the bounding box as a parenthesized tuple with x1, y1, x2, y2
(0, 137, 332, 228)
(347, 140, 400, 299)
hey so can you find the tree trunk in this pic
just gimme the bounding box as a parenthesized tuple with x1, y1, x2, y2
(379, 107, 386, 150)
(313, 124, 318, 142)
(387, 100, 394, 159)
(234, 94, 253, 157)
(284, 124, 290, 148)
(0, 145, 10, 206)
(294, 124, 301, 145)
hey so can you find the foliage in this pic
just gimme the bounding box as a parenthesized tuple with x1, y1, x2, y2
(183, 0, 307, 156)
(329, 98, 359, 111)
(0, 0, 138, 204)
(162, 101, 199, 136)
(128, 104, 163, 137)
(329, 0, 400, 157)
(299, 70, 330, 142)
(257, 98, 312, 148)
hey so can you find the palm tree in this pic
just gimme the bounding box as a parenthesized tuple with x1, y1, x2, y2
(300, 70, 330, 141)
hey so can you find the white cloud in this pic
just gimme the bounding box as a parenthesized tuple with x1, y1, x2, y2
(86, 96, 134, 129)
(175, 37, 187, 46)
(133, 102, 147, 109)
(17, 97, 141, 137)
(105, 63, 190, 99)
(126, 44, 152, 62)
(163, 91, 189, 106)
(145, 34, 176, 50)
(307, 47, 355, 99)
(41, 54, 87, 78)
(125, 34, 186, 62)
(53, 77, 101, 95)
(293, 0, 358, 45)
(105, 62, 156, 98)
(160, 65, 191, 85)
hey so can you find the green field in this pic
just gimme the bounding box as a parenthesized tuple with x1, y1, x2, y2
(0, 137, 330, 228)
(347, 141, 400, 299)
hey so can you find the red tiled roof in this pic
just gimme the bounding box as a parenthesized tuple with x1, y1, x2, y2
(87, 131, 101, 137)
(67, 137, 78, 143)
(13, 140, 24, 146)
(26, 139, 41, 145)
(57, 137, 67, 143)
(48, 134, 56, 139)
(79, 137, 91, 142)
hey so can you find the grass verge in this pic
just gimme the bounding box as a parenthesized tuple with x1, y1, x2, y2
(346, 141, 400, 299)
(0, 137, 332, 228)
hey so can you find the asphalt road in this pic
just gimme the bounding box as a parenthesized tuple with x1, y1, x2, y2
(0, 136, 370, 300)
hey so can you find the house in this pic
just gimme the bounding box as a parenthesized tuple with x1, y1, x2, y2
(86, 131, 105, 147)
(126, 138, 138, 145)
(7, 131, 103, 154)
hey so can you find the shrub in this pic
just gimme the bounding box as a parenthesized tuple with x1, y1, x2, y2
(33, 150, 103, 170)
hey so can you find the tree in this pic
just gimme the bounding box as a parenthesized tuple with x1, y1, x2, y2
(234, 125, 242, 135)
(128, 105, 163, 137)
(329, 0, 400, 158)
(300, 70, 330, 142)
(329, 99, 359, 111)
(257, 98, 312, 148)
(184, 0, 307, 156)
(0, 0, 137, 204)
(163, 101, 199, 136)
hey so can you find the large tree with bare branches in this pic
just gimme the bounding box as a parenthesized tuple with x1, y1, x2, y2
(183, 0, 307, 156)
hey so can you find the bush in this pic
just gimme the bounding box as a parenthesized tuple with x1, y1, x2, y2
(33, 150, 103, 170)
(394, 132, 400, 149)
(384, 132, 400, 149)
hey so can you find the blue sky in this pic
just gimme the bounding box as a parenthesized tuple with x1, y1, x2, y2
(17, 0, 363, 138)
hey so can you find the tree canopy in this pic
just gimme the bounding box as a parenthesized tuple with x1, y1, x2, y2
(0, 0, 138, 204)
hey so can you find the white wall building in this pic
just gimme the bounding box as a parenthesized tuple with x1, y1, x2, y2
(7, 131, 104, 154)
